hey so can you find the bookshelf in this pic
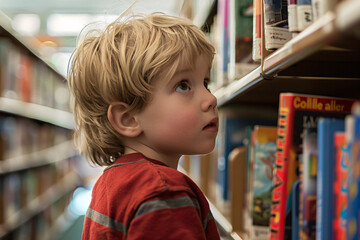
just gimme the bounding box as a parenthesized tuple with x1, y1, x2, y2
(185, 0, 360, 239)
(214, 0, 360, 107)
(0, 11, 79, 240)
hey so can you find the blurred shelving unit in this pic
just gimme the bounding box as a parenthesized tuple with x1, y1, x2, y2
(0, 10, 80, 240)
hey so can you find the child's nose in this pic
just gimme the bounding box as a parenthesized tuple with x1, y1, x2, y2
(201, 90, 217, 112)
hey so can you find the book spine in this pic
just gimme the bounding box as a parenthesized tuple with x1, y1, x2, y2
(333, 132, 348, 240)
(288, 0, 299, 32)
(252, 0, 262, 61)
(251, 126, 277, 240)
(299, 127, 318, 240)
(297, 0, 313, 31)
(263, 0, 292, 50)
(270, 96, 293, 240)
(348, 114, 360, 240)
(317, 119, 344, 240)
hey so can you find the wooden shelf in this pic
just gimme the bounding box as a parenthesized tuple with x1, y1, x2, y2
(0, 171, 79, 238)
(0, 98, 74, 129)
(0, 140, 76, 174)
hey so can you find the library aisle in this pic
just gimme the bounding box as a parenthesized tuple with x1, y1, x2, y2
(0, 0, 359, 239)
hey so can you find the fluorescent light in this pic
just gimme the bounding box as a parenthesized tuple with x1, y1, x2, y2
(47, 14, 93, 36)
(12, 14, 40, 36)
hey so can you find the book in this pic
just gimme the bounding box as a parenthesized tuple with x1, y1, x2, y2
(216, 111, 254, 203)
(299, 127, 318, 240)
(311, 0, 340, 22)
(244, 126, 254, 238)
(216, 0, 230, 87)
(297, 0, 313, 31)
(252, 0, 262, 61)
(333, 132, 349, 240)
(263, 0, 292, 50)
(348, 105, 360, 240)
(269, 93, 355, 240)
(317, 118, 345, 240)
(217, 107, 276, 203)
(288, 0, 299, 32)
(228, 0, 258, 81)
(250, 125, 277, 240)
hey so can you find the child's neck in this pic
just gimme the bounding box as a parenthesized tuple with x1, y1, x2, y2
(124, 147, 180, 169)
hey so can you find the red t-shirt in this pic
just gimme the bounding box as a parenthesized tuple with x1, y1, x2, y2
(82, 153, 220, 240)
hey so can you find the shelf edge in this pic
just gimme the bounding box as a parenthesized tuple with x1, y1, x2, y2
(0, 97, 74, 129)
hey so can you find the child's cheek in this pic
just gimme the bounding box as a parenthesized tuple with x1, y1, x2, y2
(169, 110, 198, 130)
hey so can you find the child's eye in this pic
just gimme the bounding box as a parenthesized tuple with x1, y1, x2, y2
(175, 80, 190, 93)
(204, 79, 210, 91)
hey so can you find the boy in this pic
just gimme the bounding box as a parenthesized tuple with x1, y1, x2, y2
(68, 13, 220, 239)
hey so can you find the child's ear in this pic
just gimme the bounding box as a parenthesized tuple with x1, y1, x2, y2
(107, 102, 142, 138)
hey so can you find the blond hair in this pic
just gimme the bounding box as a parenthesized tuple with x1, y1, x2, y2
(68, 13, 215, 166)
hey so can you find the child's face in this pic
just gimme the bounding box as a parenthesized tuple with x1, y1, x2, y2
(136, 54, 218, 158)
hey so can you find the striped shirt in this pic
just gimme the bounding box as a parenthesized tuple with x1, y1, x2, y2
(82, 153, 220, 240)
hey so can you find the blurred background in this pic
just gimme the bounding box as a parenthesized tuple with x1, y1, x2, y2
(0, 0, 186, 76)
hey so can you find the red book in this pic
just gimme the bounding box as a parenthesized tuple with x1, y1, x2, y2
(269, 93, 355, 240)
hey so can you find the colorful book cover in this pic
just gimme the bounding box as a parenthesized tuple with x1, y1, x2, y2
(269, 93, 355, 240)
(333, 132, 349, 240)
(348, 106, 360, 240)
(251, 126, 277, 240)
(299, 127, 318, 240)
(317, 118, 345, 240)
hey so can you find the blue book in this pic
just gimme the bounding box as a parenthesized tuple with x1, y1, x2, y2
(217, 109, 275, 201)
(217, 116, 254, 201)
(317, 118, 345, 240)
(348, 112, 360, 240)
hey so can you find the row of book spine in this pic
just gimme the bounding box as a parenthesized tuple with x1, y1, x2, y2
(0, 38, 70, 111)
(269, 93, 359, 240)
(181, 93, 360, 240)
(0, 114, 71, 161)
(4, 191, 73, 240)
(209, 0, 340, 88)
(0, 159, 73, 225)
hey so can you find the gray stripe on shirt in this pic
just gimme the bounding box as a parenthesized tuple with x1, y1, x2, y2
(134, 196, 200, 220)
(86, 208, 128, 234)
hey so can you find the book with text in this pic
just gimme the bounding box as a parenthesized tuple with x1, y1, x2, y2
(269, 93, 355, 240)
(263, 0, 292, 49)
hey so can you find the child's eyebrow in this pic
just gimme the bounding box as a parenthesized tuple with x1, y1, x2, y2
(174, 67, 192, 75)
